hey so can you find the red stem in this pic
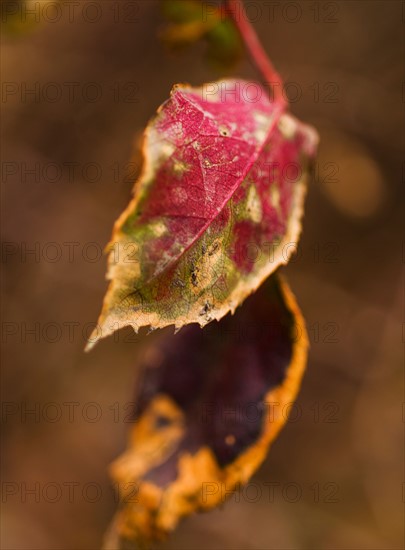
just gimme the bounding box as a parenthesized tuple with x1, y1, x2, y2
(223, 0, 286, 107)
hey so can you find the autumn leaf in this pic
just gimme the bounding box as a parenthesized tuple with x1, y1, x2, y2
(103, 275, 308, 546)
(87, 79, 318, 350)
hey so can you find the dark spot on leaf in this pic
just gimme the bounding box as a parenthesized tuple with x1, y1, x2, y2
(208, 242, 219, 256)
(154, 415, 172, 429)
(199, 301, 212, 315)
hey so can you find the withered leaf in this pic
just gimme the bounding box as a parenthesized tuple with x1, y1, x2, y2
(106, 275, 308, 545)
(88, 79, 318, 349)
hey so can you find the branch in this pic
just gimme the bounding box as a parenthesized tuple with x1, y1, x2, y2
(223, 0, 286, 107)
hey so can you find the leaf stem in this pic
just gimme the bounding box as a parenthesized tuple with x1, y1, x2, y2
(223, 0, 286, 107)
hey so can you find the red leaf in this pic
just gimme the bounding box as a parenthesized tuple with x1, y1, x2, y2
(88, 79, 318, 349)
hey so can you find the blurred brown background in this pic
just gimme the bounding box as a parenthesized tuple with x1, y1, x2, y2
(1, 0, 403, 548)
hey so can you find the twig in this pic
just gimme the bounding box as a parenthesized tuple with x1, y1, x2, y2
(223, 0, 286, 107)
